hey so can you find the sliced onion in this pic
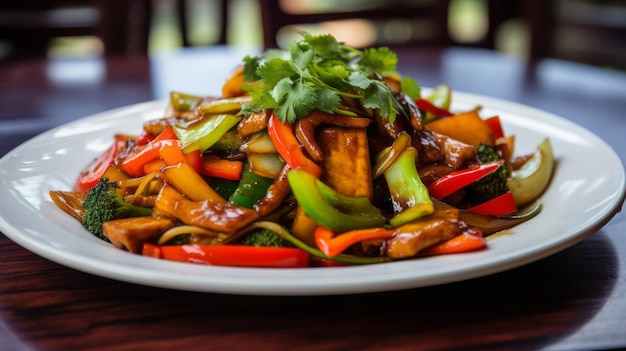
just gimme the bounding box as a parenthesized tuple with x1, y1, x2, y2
(248, 153, 285, 179)
(241, 131, 277, 154)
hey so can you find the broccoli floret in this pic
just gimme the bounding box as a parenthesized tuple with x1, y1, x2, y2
(81, 178, 153, 240)
(239, 229, 293, 248)
(466, 144, 509, 205)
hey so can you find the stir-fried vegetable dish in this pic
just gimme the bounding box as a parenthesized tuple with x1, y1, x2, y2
(50, 33, 554, 268)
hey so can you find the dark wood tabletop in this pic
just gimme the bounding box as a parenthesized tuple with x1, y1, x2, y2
(1, 46, 625, 351)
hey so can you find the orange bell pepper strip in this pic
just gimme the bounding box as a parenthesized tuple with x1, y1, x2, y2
(122, 127, 178, 177)
(200, 154, 244, 180)
(314, 226, 395, 258)
(267, 113, 323, 178)
(419, 229, 487, 255)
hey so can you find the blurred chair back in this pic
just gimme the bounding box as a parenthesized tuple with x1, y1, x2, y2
(0, 0, 153, 61)
(523, 0, 626, 69)
(259, 0, 457, 49)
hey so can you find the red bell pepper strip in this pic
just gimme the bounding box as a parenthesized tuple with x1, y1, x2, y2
(122, 127, 179, 177)
(427, 161, 504, 200)
(136, 130, 156, 146)
(314, 226, 395, 257)
(142, 242, 162, 258)
(416, 98, 453, 118)
(267, 113, 323, 178)
(420, 229, 487, 255)
(146, 244, 310, 268)
(75, 137, 126, 192)
(467, 191, 517, 216)
(200, 154, 244, 180)
(485, 116, 505, 140)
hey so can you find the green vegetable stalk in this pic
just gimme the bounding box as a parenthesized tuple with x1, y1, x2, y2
(383, 147, 434, 227)
(228, 163, 274, 209)
(173, 113, 241, 153)
(287, 169, 386, 232)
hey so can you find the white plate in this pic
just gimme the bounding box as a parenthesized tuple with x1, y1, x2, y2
(1, 92, 624, 296)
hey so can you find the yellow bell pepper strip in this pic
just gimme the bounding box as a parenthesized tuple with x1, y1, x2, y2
(155, 185, 256, 232)
(121, 127, 178, 177)
(161, 161, 226, 203)
(314, 226, 395, 258)
(427, 160, 504, 201)
(173, 113, 242, 154)
(145, 243, 311, 268)
(267, 113, 323, 178)
(200, 155, 244, 180)
(467, 191, 517, 216)
(287, 169, 386, 232)
(383, 147, 434, 227)
(75, 137, 126, 192)
(157, 138, 226, 204)
(419, 228, 487, 255)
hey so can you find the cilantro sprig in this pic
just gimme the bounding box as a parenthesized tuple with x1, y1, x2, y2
(241, 32, 420, 124)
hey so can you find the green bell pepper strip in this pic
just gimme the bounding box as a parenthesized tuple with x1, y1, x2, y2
(287, 169, 386, 232)
(228, 162, 275, 209)
(173, 114, 241, 154)
(383, 147, 434, 227)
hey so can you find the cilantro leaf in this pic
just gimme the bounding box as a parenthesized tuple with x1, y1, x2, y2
(258, 58, 296, 87)
(315, 88, 341, 114)
(400, 77, 421, 100)
(302, 33, 342, 59)
(364, 81, 395, 122)
(348, 71, 372, 90)
(360, 47, 398, 76)
(240, 32, 418, 123)
(274, 80, 317, 123)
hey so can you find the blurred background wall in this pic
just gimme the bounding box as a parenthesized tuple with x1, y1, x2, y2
(1, 0, 624, 70)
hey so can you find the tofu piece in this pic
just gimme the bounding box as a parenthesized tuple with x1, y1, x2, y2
(318, 127, 373, 199)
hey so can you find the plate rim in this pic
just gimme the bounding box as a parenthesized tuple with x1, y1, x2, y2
(1, 91, 624, 296)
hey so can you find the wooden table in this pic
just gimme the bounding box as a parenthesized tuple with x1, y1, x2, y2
(1, 46, 625, 350)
